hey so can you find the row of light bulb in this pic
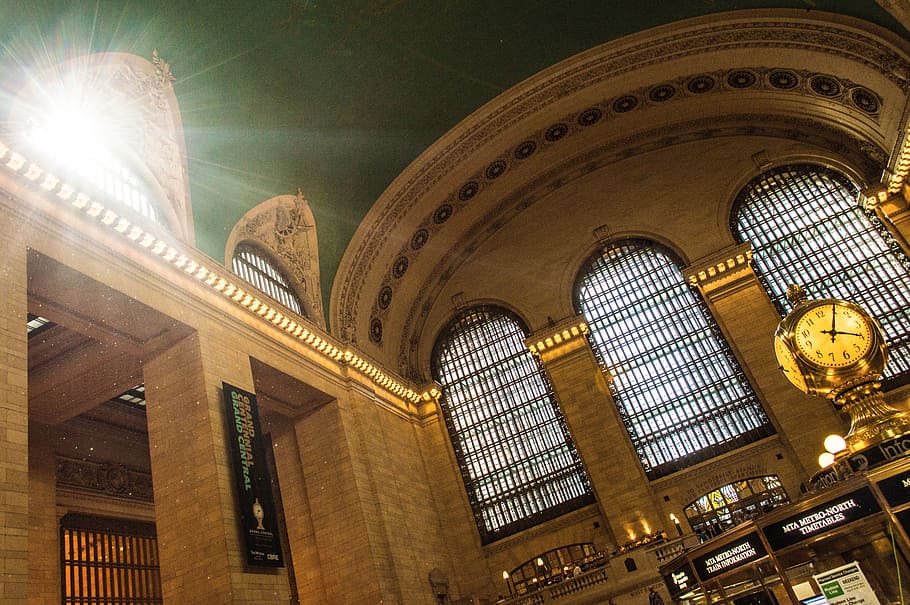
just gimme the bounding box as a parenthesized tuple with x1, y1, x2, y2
(817, 434, 847, 468)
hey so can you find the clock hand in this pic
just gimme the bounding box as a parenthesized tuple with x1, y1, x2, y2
(834, 331, 864, 338)
(829, 303, 837, 343)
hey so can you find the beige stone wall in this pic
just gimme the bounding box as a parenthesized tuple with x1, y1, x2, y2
(144, 332, 292, 604)
(27, 423, 57, 604)
(1, 208, 29, 604)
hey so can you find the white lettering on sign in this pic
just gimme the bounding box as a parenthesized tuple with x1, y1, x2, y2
(781, 499, 857, 535)
(703, 542, 757, 574)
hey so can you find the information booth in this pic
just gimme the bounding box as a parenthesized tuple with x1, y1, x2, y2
(662, 471, 910, 605)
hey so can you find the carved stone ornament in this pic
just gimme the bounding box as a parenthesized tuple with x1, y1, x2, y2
(56, 455, 154, 502)
(225, 190, 325, 327)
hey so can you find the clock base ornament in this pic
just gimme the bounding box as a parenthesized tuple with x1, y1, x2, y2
(834, 380, 910, 453)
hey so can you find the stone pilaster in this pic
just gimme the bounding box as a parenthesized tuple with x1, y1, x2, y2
(527, 317, 652, 547)
(27, 423, 58, 604)
(0, 210, 28, 604)
(143, 332, 291, 604)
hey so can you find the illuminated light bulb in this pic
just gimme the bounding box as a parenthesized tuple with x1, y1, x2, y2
(279, 318, 290, 328)
(545, 337, 554, 348)
(195, 267, 208, 280)
(40, 173, 58, 190)
(114, 218, 130, 233)
(562, 330, 571, 340)
(151, 241, 167, 255)
(24, 163, 41, 180)
(57, 183, 75, 200)
(127, 226, 143, 240)
(553, 334, 563, 344)
(824, 434, 847, 454)
(73, 193, 90, 209)
(224, 285, 236, 297)
(292, 326, 303, 337)
(173, 255, 187, 268)
(212, 279, 227, 291)
(86, 202, 103, 217)
(185, 261, 198, 273)
(344, 351, 353, 362)
(7, 152, 26, 170)
(139, 234, 155, 248)
(818, 452, 835, 468)
(240, 295, 253, 306)
(101, 210, 117, 225)
(536, 341, 545, 350)
(263, 308, 275, 320)
(162, 248, 177, 262)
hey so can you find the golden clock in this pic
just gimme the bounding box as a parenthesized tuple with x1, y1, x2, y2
(773, 286, 887, 399)
(792, 302, 873, 369)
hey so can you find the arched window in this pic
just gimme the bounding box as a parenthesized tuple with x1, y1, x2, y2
(574, 240, 774, 480)
(431, 305, 594, 544)
(684, 475, 789, 538)
(732, 164, 910, 388)
(231, 243, 304, 316)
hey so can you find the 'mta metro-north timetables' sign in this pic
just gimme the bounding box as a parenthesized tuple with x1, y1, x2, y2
(692, 532, 767, 581)
(762, 487, 880, 551)
(223, 382, 284, 567)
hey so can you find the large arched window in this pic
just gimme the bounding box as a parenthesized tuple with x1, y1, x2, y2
(574, 240, 774, 480)
(684, 475, 789, 539)
(732, 164, 910, 388)
(231, 243, 304, 316)
(431, 305, 594, 544)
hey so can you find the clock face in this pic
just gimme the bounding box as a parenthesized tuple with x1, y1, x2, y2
(774, 336, 807, 391)
(793, 303, 873, 368)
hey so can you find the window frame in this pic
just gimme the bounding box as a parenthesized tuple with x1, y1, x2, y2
(573, 239, 774, 480)
(231, 242, 305, 317)
(431, 305, 595, 544)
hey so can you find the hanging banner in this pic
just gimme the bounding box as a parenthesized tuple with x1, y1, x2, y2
(812, 561, 881, 605)
(223, 382, 284, 567)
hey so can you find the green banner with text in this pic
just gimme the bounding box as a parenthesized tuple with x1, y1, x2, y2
(223, 382, 283, 567)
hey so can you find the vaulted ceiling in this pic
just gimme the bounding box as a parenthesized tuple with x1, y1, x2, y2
(1, 1, 907, 347)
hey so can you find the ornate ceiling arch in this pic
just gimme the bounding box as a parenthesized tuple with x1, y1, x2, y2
(331, 9, 910, 381)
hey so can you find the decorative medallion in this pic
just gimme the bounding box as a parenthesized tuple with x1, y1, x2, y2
(485, 160, 507, 180)
(378, 286, 393, 309)
(687, 75, 715, 94)
(370, 318, 383, 343)
(433, 204, 453, 224)
(648, 85, 676, 102)
(545, 123, 569, 141)
(459, 181, 479, 201)
(612, 95, 638, 113)
(392, 256, 409, 278)
(850, 87, 880, 114)
(514, 140, 537, 159)
(410, 228, 429, 250)
(768, 69, 799, 90)
(727, 70, 757, 89)
(810, 75, 841, 97)
(578, 107, 603, 126)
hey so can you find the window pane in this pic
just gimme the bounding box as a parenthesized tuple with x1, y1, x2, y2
(431, 305, 594, 544)
(732, 164, 910, 387)
(574, 240, 774, 479)
(231, 243, 305, 316)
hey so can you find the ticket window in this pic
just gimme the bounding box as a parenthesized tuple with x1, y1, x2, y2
(773, 516, 910, 604)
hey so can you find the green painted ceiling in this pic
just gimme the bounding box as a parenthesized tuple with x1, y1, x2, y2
(1, 1, 905, 318)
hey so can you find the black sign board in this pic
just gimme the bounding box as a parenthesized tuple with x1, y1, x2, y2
(692, 532, 767, 581)
(895, 508, 910, 539)
(665, 560, 697, 598)
(762, 486, 880, 551)
(876, 469, 910, 508)
(847, 435, 910, 472)
(223, 382, 283, 567)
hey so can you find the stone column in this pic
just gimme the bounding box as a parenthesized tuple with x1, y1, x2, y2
(27, 422, 58, 604)
(143, 332, 291, 604)
(291, 393, 396, 603)
(269, 416, 329, 604)
(527, 318, 653, 547)
(684, 244, 844, 477)
(0, 210, 29, 604)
